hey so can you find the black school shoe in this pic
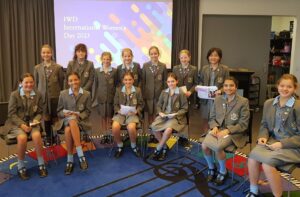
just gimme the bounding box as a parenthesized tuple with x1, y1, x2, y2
(206, 168, 217, 182)
(38, 164, 48, 178)
(158, 148, 168, 161)
(148, 149, 161, 161)
(214, 171, 228, 186)
(79, 156, 88, 170)
(245, 192, 259, 197)
(64, 162, 74, 175)
(114, 147, 124, 158)
(132, 147, 141, 157)
(18, 167, 30, 180)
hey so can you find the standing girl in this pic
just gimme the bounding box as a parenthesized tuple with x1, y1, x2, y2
(198, 47, 229, 132)
(149, 73, 188, 161)
(116, 48, 141, 87)
(112, 72, 144, 158)
(34, 44, 64, 144)
(66, 43, 95, 91)
(92, 52, 117, 133)
(201, 77, 249, 186)
(55, 72, 91, 175)
(142, 46, 167, 124)
(4, 73, 47, 180)
(247, 74, 300, 197)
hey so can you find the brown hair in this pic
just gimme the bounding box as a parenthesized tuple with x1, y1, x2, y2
(277, 74, 298, 88)
(179, 49, 191, 57)
(149, 46, 160, 56)
(101, 51, 112, 61)
(22, 73, 34, 81)
(167, 72, 178, 81)
(67, 71, 80, 80)
(123, 71, 134, 80)
(224, 76, 239, 88)
(206, 47, 222, 62)
(121, 48, 133, 57)
(73, 43, 88, 60)
(41, 44, 53, 53)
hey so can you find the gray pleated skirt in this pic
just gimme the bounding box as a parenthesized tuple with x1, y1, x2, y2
(150, 116, 185, 133)
(200, 99, 214, 119)
(202, 133, 234, 152)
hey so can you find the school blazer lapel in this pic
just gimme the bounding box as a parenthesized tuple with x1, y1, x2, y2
(269, 104, 276, 129)
(281, 107, 292, 126)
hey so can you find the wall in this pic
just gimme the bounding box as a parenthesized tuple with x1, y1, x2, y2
(271, 16, 295, 34)
(199, 0, 300, 103)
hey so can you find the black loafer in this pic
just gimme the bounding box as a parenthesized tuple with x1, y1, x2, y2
(79, 156, 88, 170)
(38, 165, 48, 178)
(64, 162, 74, 175)
(132, 147, 141, 157)
(18, 167, 30, 180)
(214, 171, 228, 186)
(158, 148, 168, 161)
(114, 147, 124, 158)
(148, 150, 161, 161)
(245, 192, 259, 197)
(206, 168, 217, 182)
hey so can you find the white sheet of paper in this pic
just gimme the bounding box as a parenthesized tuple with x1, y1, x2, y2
(179, 86, 187, 94)
(63, 109, 80, 115)
(196, 85, 218, 99)
(167, 113, 178, 118)
(29, 121, 40, 127)
(120, 105, 137, 115)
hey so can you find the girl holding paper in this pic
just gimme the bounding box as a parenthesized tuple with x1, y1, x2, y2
(55, 72, 91, 175)
(201, 76, 249, 186)
(112, 71, 144, 158)
(198, 47, 230, 131)
(92, 52, 117, 133)
(4, 73, 47, 180)
(246, 74, 300, 197)
(149, 73, 188, 161)
(142, 46, 167, 124)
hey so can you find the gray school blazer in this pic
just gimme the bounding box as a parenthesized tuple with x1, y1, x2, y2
(66, 60, 95, 91)
(34, 62, 64, 102)
(209, 94, 250, 148)
(198, 64, 230, 89)
(2, 89, 43, 135)
(142, 61, 167, 100)
(258, 98, 300, 149)
(54, 89, 92, 131)
(113, 86, 144, 118)
(156, 89, 189, 125)
(172, 64, 198, 93)
(116, 62, 142, 87)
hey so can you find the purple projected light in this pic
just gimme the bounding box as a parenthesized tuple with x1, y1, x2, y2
(54, 0, 173, 68)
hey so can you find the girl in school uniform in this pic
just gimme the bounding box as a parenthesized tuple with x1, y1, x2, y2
(149, 73, 188, 161)
(172, 49, 198, 99)
(116, 48, 142, 87)
(112, 71, 144, 158)
(34, 44, 64, 144)
(92, 52, 117, 133)
(198, 47, 230, 132)
(55, 72, 91, 175)
(4, 73, 47, 180)
(66, 43, 95, 91)
(246, 74, 300, 197)
(201, 77, 249, 186)
(142, 46, 167, 124)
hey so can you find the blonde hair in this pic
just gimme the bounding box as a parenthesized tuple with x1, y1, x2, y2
(179, 49, 191, 57)
(277, 74, 298, 89)
(121, 48, 133, 57)
(101, 51, 112, 61)
(41, 44, 53, 53)
(148, 46, 160, 56)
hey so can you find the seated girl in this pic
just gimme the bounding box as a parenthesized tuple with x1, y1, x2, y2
(202, 76, 249, 186)
(247, 74, 300, 197)
(149, 72, 188, 161)
(4, 73, 47, 180)
(112, 71, 144, 158)
(55, 72, 91, 175)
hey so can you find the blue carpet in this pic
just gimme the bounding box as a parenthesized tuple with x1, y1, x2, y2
(0, 141, 298, 197)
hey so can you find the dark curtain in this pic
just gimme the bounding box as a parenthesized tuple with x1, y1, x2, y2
(171, 0, 200, 68)
(0, 0, 55, 102)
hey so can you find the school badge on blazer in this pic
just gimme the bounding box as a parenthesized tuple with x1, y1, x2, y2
(230, 112, 238, 121)
(84, 72, 89, 78)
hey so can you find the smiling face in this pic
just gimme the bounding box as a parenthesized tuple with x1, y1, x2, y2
(167, 76, 178, 89)
(149, 47, 159, 63)
(101, 54, 112, 68)
(41, 47, 52, 62)
(179, 52, 190, 66)
(208, 51, 221, 65)
(22, 76, 34, 93)
(122, 50, 133, 66)
(223, 79, 237, 96)
(123, 74, 134, 88)
(68, 74, 80, 90)
(277, 79, 296, 99)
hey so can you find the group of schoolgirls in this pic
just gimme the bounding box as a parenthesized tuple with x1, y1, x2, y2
(3, 43, 300, 197)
